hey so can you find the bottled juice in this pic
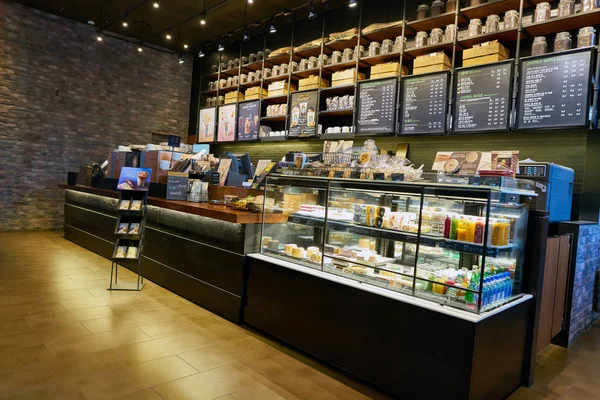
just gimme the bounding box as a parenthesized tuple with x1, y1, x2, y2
(450, 217, 460, 240)
(502, 220, 511, 245)
(473, 219, 484, 243)
(491, 221, 506, 246)
(433, 274, 446, 294)
(443, 216, 451, 238)
(457, 228, 467, 241)
(466, 218, 476, 242)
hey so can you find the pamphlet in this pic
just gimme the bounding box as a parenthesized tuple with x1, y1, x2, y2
(217, 159, 232, 186)
(115, 246, 127, 258)
(117, 167, 152, 191)
(117, 223, 129, 234)
(119, 200, 131, 210)
(128, 223, 140, 235)
(126, 247, 138, 259)
(129, 200, 142, 211)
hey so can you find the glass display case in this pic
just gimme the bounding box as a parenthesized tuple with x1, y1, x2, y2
(260, 174, 536, 314)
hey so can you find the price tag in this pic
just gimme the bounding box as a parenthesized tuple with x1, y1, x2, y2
(391, 173, 404, 182)
(373, 172, 386, 180)
(168, 135, 181, 148)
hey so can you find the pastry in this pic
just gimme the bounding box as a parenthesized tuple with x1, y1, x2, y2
(310, 252, 322, 263)
(261, 236, 272, 247)
(292, 247, 306, 259)
(358, 238, 371, 249)
(267, 239, 279, 251)
(284, 244, 297, 255)
(368, 255, 377, 263)
(307, 246, 320, 257)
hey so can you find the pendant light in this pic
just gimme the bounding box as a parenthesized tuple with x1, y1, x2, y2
(153, 1, 160, 8)
(178, 52, 184, 64)
(218, 38, 224, 51)
(243, 27, 250, 42)
(308, 1, 317, 19)
(268, 17, 276, 34)
(165, 28, 172, 40)
(349, 0, 358, 7)
(198, 49, 205, 57)
(200, 0, 207, 25)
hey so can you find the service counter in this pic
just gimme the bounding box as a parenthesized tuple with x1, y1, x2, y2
(59, 184, 285, 323)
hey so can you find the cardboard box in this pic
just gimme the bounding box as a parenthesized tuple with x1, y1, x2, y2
(224, 91, 244, 103)
(332, 68, 366, 87)
(414, 52, 451, 68)
(462, 53, 508, 67)
(299, 75, 330, 91)
(141, 150, 186, 184)
(245, 87, 268, 97)
(463, 41, 509, 60)
(412, 64, 451, 75)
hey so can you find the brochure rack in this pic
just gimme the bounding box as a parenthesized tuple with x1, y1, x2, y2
(109, 190, 148, 291)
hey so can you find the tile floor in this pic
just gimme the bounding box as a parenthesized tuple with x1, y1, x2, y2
(0, 231, 598, 400)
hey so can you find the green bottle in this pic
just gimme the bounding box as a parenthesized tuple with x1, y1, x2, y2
(465, 265, 480, 305)
(450, 217, 459, 240)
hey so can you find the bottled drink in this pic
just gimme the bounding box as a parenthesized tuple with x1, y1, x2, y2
(473, 220, 484, 243)
(466, 218, 476, 242)
(450, 217, 460, 240)
(482, 277, 491, 308)
(443, 216, 451, 238)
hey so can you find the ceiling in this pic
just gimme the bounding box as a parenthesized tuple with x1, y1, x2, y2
(12, 0, 308, 53)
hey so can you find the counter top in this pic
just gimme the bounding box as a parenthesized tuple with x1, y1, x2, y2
(59, 184, 288, 225)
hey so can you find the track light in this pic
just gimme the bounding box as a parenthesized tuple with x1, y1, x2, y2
(184, 44, 188, 49)
(178, 52, 184, 64)
(269, 17, 276, 33)
(284, 11, 293, 23)
(200, 13, 206, 25)
(96, 35, 103, 42)
(138, 46, 143, 52)
(153, 1, 160, 8)
(243, 27, 250, 42)
(122, 20, 128, 27)
(248, 0, 253, 3)
(217, 38, 224, 51)
(348, 0, 357, 7)
(165, 29, 172, 40)
(198, 49, 205, 57)
(308, 1, 317, 19)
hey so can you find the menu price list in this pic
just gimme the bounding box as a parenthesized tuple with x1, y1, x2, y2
(356, 78, 397, 134)
(401, 72, 448, 134)
(455, 62, 512, 132)
(518, 49, 592, 129)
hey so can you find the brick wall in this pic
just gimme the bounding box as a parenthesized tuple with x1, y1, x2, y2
(0, 1, 192, 230)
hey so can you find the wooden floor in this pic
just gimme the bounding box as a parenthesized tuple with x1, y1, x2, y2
(0, 231, 598, 400)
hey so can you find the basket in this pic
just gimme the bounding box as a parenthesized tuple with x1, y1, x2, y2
(322, 152, 359, 166)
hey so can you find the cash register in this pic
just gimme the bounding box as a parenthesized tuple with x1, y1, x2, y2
(517, 162, 574, 222)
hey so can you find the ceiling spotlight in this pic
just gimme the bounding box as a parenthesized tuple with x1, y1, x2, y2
(248, 0, 253, 3)
(200, 13, 206, 25)
(122, 20, 128, 27)
(308, 1, 317, 19)
(243, 27, 250, 42)
(269, 17, 276, 33)
(178, 52, 184, 64)
(165, 29, 172, 40)
(217, 38, 224, 51)
(96, 35, 103, 42)
(184, 44, 188, 49)
(284, 11, 293, 23)
(153, 1, 160, 8)
(348, 0, 357, 7)
(198, 49, 205, 57)
(138, 46, 143, 52)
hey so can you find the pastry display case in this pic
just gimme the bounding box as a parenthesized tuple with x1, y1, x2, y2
(260, 174, 536, 314)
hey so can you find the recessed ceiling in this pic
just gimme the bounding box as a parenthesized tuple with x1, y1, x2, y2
(12, 0, 308, 53)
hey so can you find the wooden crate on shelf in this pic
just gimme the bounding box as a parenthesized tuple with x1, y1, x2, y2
(413, 52, 451, 68)
(245, 87, 267, 100)
(299, 75, 330, 91)
(268, 80, 296, 97)
(462, 41, 509, 67)
(412, 64, 451, 74)
(331, 68, 366, 87)
(224, 91, 244, 104)
(370, 62, 408, 79)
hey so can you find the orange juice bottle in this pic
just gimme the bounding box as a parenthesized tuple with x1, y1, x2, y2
(457, 228, 467, 241)
(492, 220, 506, 246)
(466, 218, 476, 243)
(502, 220, 511, 245)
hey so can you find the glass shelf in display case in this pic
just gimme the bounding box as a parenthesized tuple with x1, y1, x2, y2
(259, 174, 536, 314)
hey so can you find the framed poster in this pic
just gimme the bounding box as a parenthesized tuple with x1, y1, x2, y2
(289, 90, 318, 137)
(237, 100, 260, 141)
(198, 107, 216, 143)
(217, 104, 237, 142)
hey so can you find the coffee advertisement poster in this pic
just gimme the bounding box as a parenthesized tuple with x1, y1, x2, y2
(432, 151, 489, 175)
(117, 167, 152, 191)
(217, 104, 237, 143)
(237, 101, 260, 141)
(198, 107, 216, 143)
(289, 90, 318, 137)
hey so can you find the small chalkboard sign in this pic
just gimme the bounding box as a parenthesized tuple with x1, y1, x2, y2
(350, 170, 362, 179)
(166, 172, 188, 200)
(333, 170, 345, 178)
(373, 172, 386, 180)
(168, 135, 181, 148)
(391, 173, 404, 182)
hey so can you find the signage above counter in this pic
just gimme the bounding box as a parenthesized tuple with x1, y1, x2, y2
(400, 72, 449, 135)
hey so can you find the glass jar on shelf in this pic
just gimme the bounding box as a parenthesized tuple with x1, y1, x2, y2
(394, 36, 407, 52)
(416, 31, 429, 47)
(241, 56, 249, 65)
(431, 0, 445, 16)
(255, 69, 263, 80)
(331, 51, 342, 64)
(469, 0, 486, 6)
(503, 10, 519, 30)
(205, 97, 212, 107)
(207, 81, 214, 91)
(299, 59, 309, 70)
(247, 72, 256, 82)
(417, 4, 430, 19)
(228, 60, 235, 70)
(445, 24, 457, 42)
(232, 75, 239, 86)
(342, 48, 354, 61)
(577, 26, 596, 48)
(368, 41, 381, 56)
(233, 58, 240, 68)
(240, 74, 248, 84)
(532, 36, 547, 55)
(468, 19, 482, 37)
(257, 51, 265, 60)
(248, 53, 258, 63)
(485, 14, 500, 33)
(582, 0, 599, 11)
(381, 39, 394, 54)
(290, 61, 299, 72)
(558, 0, 575, 16)
(272, 65, 281, 76)
(281, 63, 289, 75)
(446, 0, 458, 12)
(220, 62, 227, 71)
(429, 28, 444, 44)
(219, 78, 227, 88)
(534, 2, 551, 22)
(211, 65, 218, 73)
(319, 54, 329, 66)
(263, 68, 272, 78)
(554, 31, 572, 52)
(217, 96, 225, 105)
(355, 45, 366, 58)
(308, 56, 319, 69)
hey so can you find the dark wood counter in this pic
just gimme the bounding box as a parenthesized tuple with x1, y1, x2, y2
(58, 184, 287, 224)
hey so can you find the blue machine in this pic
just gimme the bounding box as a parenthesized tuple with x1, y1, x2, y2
(517, 162, 574, 222)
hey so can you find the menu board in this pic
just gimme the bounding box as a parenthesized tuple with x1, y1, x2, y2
(217, 104, 237, 142)
(237, 101, 260, 141)
(289, 90, 318, 137)
(198, 107, 216, 143)
(454, 61, 512, 132)
(517, 48, 592, 129)
(400, 72, 448, 134)
(356, 78, 397, 135)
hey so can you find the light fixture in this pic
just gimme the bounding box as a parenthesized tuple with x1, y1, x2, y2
(269, 17, 276, 33)
(323, 0, 330, 11)
(153, 1, 160, 8)
(184, 44, 188, 49)
(165, 29, 172, 40)
(254, 21, 263, 33)
(138, 46, 143, 52)
(178, 52, 184, 64)
(217, 38, 224, 51)
(243, 26, 250, 42)
(200, 13, 206, 25)
(122, 20, 128, 27)
(348, 0, 357, 7)
(248, 0, 253, 3)
(198, 49, 205, 57)
(284, 11, 293, 23)
(308, 1, 317, 19)
(96, 35, 103, 41)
